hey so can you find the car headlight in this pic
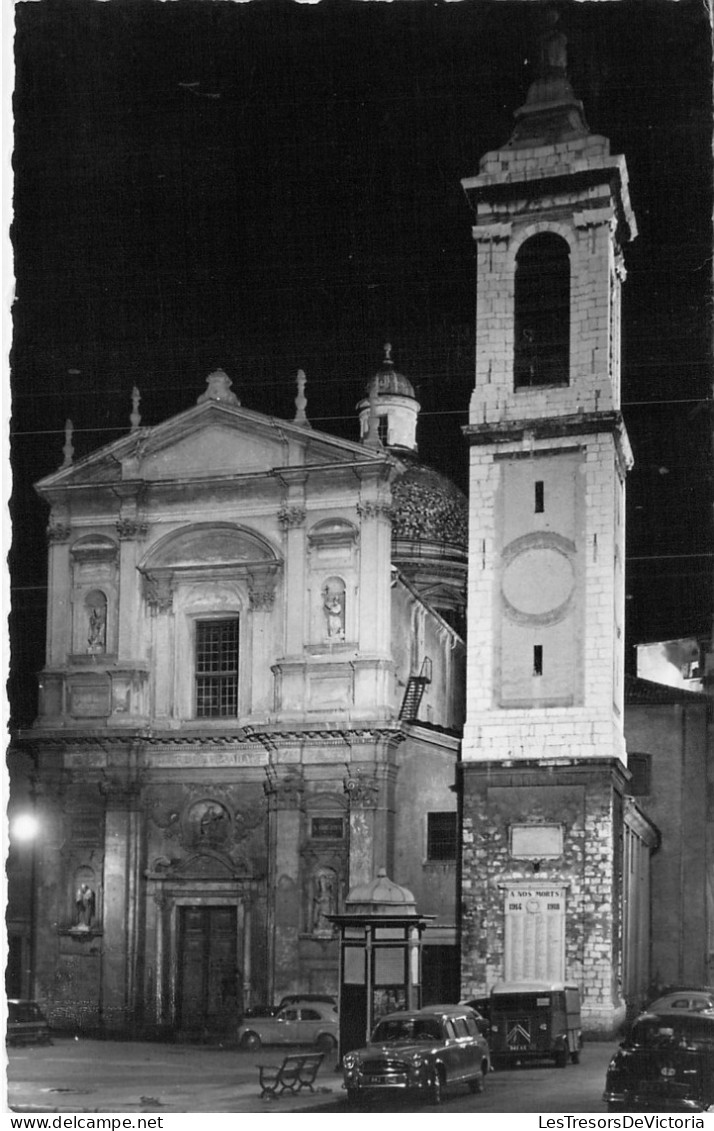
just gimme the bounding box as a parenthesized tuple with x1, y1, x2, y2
(408, 1053, 426, 1068)
(342, 1053, 357, 1069)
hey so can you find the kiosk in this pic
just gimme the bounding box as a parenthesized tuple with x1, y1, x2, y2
(329, 869, 432, 1059)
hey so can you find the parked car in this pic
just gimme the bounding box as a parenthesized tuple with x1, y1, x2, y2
(242, 1003, 278, 1019)
(6, 999, 52, 1047)
(238, 1002, 338, 1051)
(277, 993, 337, 1011)
(488, 981, 582, 1068)
(341, 1004, 491, 1105)
(604, 1009, 714, 1112)
(645, 990, 714, 1014)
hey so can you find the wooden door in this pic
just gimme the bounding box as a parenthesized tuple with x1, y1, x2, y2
(178, 906, 238, 1036)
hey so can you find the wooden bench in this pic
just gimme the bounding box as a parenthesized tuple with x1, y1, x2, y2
(257, 1052, 324, 1099)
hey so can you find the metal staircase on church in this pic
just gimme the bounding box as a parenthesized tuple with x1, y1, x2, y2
(399, 657, 432, 721)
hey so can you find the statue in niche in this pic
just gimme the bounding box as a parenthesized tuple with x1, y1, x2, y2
(75, 882, 96, 930)
(311, 869, 337, 935)
(86, 601, 106, 652)
(322, 580, 345, 639)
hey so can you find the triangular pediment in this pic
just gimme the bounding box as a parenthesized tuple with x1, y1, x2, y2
(36, 399, 389, 494)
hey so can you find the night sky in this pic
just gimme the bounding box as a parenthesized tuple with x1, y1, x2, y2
(9, 0, 713, 725)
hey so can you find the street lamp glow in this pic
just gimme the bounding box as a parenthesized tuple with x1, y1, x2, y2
(11, 814, 39, 841)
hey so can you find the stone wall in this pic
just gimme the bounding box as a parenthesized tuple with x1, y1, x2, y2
(461, 759, 628, 1037)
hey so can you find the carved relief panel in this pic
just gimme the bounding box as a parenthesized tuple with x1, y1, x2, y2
(146, 784, 267, 879)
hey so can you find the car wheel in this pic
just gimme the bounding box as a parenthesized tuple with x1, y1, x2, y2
(468, 1064, 486, 1094)
(316, 1031, 336, 1052)
(240, 1031, 261, 1050)
(555, 1046, 568, 1068)
(429, 1067, 445, 1105)
(346, 1088, 361, 1106)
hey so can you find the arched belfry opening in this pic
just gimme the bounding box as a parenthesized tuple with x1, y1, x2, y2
(514, 232, 570, 389)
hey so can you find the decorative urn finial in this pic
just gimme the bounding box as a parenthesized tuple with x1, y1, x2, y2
(294, 368, 311, 427)
(61, 419, 74, 468)
(130, 385, 141, 431)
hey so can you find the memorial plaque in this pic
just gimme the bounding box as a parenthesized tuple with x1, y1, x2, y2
(510, 824, 563, 859)
(311, 817, 344, 840)
(504, 886, 565, 981)
(69, 682, 110, 717)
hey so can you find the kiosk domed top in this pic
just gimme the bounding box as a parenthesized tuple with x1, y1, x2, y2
(345, 868, 418, 916)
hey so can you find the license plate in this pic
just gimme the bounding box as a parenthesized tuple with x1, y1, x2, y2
(366, 1074, 406, 1086)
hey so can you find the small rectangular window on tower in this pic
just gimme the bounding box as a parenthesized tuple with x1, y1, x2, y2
(535, 480, 544, 513)
(533, 645, 543, 676)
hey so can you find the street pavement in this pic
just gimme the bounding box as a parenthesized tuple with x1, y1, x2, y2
(7, 1037, 345, 1114)
(7, 1036, 618, 1114)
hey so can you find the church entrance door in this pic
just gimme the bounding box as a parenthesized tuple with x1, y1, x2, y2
(177, 905, 238, 1037)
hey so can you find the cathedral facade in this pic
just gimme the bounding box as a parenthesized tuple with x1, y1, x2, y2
(18, 357, 467, 1036)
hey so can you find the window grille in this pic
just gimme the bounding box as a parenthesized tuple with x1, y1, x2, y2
(427, 812, 458, 861)
(195, 618, 239, 718)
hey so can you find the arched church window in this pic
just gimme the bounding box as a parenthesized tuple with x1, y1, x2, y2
(85, 590, 107, 653)
(514, 233, 570, 389)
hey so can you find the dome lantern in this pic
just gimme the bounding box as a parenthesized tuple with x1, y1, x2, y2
(357, 344, 420, 454)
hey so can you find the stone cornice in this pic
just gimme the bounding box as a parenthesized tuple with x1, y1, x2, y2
(464, 411, 633, 473)
(15, 723, 406, 751)
(624, 796, 661, 848)
(459, 755, 630, 791)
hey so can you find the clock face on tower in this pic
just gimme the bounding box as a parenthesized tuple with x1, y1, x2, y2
(501, 534, 575, 625)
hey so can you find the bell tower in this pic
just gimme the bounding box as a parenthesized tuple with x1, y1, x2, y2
(459, 12, 637, 1034)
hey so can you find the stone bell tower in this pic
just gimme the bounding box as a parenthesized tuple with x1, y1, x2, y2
(459, 13, 637, 1034)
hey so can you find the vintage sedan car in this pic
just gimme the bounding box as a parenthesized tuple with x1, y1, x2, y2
(6, 999, 52, 1047)
(646, 990, 714, 1014)
(604, 1009, 714, 1112)
(277, 993, 337, 1011)
(238, 1002, 338, 1051)
(342, 1004, 491, 1105)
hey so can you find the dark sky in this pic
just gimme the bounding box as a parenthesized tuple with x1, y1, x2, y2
(9, 0, 713, 725)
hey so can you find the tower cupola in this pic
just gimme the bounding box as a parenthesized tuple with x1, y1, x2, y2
(357, 343, 420, 454)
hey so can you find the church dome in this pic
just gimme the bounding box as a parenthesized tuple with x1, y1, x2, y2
(391, 464, 468, 551)
(364, 343, 416, 400)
